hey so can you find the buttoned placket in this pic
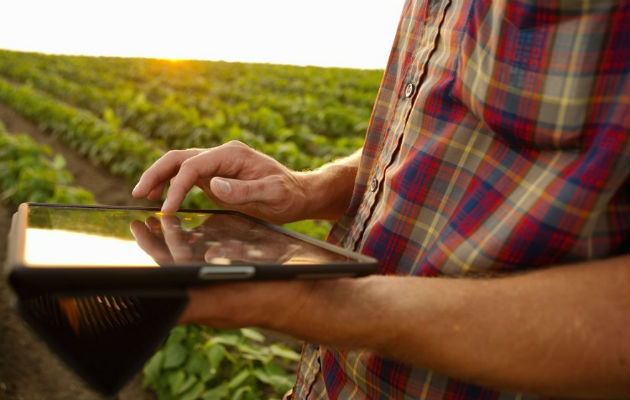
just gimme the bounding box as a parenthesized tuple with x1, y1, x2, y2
(349, 0, 453, 253)
(299, 1, 454, 396)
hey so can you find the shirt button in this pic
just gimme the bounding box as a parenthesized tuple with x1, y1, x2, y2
(404, 83, 415, 98)
(370, 178, 378, 192)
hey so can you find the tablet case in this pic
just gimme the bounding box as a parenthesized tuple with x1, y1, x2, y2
(16, 290, 187, 395)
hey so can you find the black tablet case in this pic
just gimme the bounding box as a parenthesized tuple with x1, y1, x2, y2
(16, 290, 187, 395)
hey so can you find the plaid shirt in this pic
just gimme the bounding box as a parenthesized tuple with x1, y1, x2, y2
(292, 0, 629, 398)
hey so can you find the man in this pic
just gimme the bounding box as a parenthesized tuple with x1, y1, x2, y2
(132, 0, 629, 398)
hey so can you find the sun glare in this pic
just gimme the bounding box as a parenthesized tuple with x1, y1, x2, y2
(0, 0, 403, 69)
(24, 228, 159, 267)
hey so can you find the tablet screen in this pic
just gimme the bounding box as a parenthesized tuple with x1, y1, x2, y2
(21, 205, 351, 267)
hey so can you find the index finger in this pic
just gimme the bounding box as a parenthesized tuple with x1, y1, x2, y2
(161, 144, 245, 213)
(132, 149, 201, 198)
(130, 219, 174, 265)
(161, 215, 195, 263)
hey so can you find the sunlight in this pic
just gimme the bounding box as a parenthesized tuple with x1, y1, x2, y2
(24, 228, 159, 267)
(0, 0, 404, 68)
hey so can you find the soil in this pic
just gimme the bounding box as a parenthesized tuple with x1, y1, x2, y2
(0, 102, 159, 400)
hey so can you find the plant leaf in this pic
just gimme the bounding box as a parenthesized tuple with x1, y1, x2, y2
(269, 344, 300, 361)
(240, 328, 265, 343)
(163, 342, 187, 369)
(207, 343, 226, 371)
(227, 370, 250, 389)
(142, 350, 164, 386)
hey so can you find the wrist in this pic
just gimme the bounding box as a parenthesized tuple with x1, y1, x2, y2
(266, 277, 375, 346)
(296, 158, 358, 220)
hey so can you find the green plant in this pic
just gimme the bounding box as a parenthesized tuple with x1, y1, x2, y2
(143, 325, 299, 400)
(0, 131, 94, 205)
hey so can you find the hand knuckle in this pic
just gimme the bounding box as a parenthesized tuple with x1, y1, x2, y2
(225, 140, 245, 148)
(224, 141, 252, 156)
(243, 182, 253, 199)
(179, 158, 196, 172)
(164, 149, 182, 159)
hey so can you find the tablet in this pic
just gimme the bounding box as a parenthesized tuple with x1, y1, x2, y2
(4, 203, 379, 394)
(6, 203, 379, 294)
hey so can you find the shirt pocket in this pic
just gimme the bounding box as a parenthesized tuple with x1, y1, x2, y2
(454, 0, 615, 150)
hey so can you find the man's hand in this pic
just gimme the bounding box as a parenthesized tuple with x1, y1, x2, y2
(132, 141, 361, 224)
(132, 141, 310, 224)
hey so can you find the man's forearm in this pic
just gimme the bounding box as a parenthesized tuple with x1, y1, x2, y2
(270, 256, 629, 398)
(297, 149, 361, 220)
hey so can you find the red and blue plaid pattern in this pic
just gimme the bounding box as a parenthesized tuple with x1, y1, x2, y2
(293, 0, 629, 398)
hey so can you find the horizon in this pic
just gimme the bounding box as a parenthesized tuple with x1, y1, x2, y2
(0, 1, 405, 70)
(0, 47, 384, 71)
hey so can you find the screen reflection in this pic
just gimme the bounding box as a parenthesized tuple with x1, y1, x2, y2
(23, 207, 349, 268)
(129, 213, 349, 266)
(24, 228, 159, 267)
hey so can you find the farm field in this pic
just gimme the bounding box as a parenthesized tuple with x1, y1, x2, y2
(0, 49, 381, 399)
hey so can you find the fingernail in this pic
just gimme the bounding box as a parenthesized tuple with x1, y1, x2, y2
(213, 178, 231, 195)
(132, 183, 140, 195)
(129, 220, 141, 235)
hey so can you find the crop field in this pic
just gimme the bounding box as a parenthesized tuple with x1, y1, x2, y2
(0, 49, 381, 399)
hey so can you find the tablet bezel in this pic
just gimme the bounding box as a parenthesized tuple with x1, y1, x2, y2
(7, 203, 379, 295)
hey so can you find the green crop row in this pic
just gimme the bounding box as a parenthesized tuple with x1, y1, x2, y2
(0, 121, 94, 205)
(0, 53, 366, 170)
(0, 51, 380, 109)
(0, 50, 374, 158)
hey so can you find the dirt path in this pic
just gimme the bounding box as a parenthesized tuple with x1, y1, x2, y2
(0, 103, 159, 207)
(0, 102, 158, 399)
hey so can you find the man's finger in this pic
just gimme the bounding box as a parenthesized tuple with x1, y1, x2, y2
(130, 220, 174, 265)
(161, 146, 240, 213)
(210, 176, 281, 206)
(132, 149, 200, 198)
(161, 215, 194, 263)
(147, 181, 167, 201)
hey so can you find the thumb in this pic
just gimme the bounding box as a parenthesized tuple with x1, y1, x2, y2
(210, 177, 275, 205)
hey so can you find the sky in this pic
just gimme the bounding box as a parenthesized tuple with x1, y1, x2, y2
(0, 0, 405, 69)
